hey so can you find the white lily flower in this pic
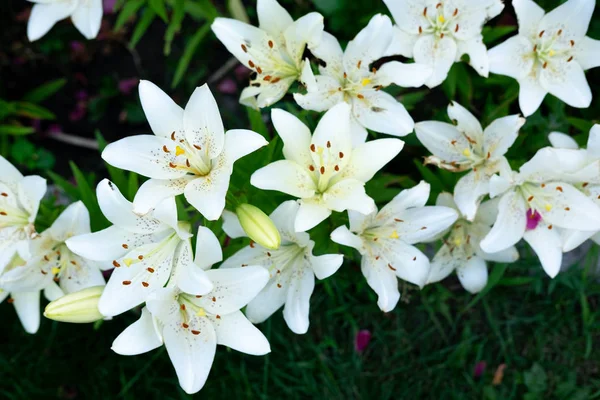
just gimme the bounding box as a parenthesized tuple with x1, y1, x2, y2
(488, 0, 599, 117)
(111, 266, 270, 394)
(0, 201, 105, 296)
(426, 193, 519, 294)
(66, 179, 210, 317)
(0, 253, 64, 334)
(415, 101, 525, 220)
(211, 0, 324, 108)
(102, 81, 268, 220)
(331, 181, 458, 312)
(251, 103, 404, 232)
(480, 146, 600, 277)
(384, 0, 504, 88)
(0, 156, 46, 272)
(294, 14, 432, 144)
(220, 200, 343, 334)
(27, 0, 103, 42)
(548, 126, 600, 251)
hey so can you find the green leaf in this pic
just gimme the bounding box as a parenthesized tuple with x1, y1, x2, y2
(462, 263, 508, 313)
(524, 363, 548, 394)
(482, 25, 517, 44)
(184, 0, 218, 21)
(148, 0, 168, 22)
(127, 172, 139, 202)
(171, 23, 211, 88)
(0, 125, 35, 136)
(69, 162, 107, 231)
(114, 0, 146, 31)
(164, 0, 185, 55)
(129, 8, 157, 48)
(14, 102, 56, 120)
(0, 99, 17, 120)
(22, 78, 67, 102)
(48, 171, 80, 200)
(247, 108, 268, 138)
(567, 117, 594, 134)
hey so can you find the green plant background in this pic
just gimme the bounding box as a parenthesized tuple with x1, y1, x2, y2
(0, 0, 599, 398)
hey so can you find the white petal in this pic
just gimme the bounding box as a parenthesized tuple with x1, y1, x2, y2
(173, 240, 214, 295)
(377, 61, 432, 88)
(488, 36, 535, 80)
(350, 116, 369, 147)
(310, 254, 343, 280)
(183, 84, 225, 159)
(257, 0, 293, 38)
(210, 310, 270, 355)
(540, 59, 592, 109)
(0, 156, 23, 183)
(453, 171, 491, 221)
(457, 36, 489, 77)
(539, 0, 594, 41)
(223, 129, 268, 165)
(282, 265, 314, 334)
(271, 108, 314, 166)
(252, 77, 296, 109)
(330, 225, 363, 252)
(343, 14, 393, 72)
(48, 201, 90, 242)
(447, 101, 483, 140)
(324, 179, 375, 214)
(576, 36, 600, 70)
(352, 90, 415, 136)
(340, 138, 403, 183)
(385, 25, 417, 58)
(395, 206, 458, 244)
(251, 160, 316, 198)
(549, 132, 579, 149)
(378, 180, 430, 220)
(480, 190, 527, 253)
(102, 135, 188, 179)
(245, 275, 287, 324)
(112, 307, 163, 355)
(44, 281, 65, 301)
(183, 172, 230, 221)
(66, 226, 158, 262)
(138, 80, 184, 138)
(513, 0, 545, 38)
(478, 246, 519, 263)
(386, 241, 430, 288)
(361, 256, 399, 312)
(162, 317, 216, 395)
(219, 245, 264, 270)
(269, 200, 307, 242)
(414, 121, 469, 162)
(283, 12, 324, 64)
(427, 245, 460, 284)
(541, 182, 600, 230)
(133, 176, 193, 215)
(310, 31, 345, 79)
(517, 71, 547, 117)
(457, 257, 488, 294)
(523, 222, 563, 278)
(18, 175, 47, 219)
(293, 75, 344, 113)
(382, 0, 426, 34)
(311, 102, 352, 160)
(413, 35, 457, 88)
(294, 201, 332, 232)
(435, 192, 458, 210)
(194, 226, 223, 269)
(198, 266, 269, 315)
(221, 210, 246, 239)
(58, 255, 106, 294)
(27, 1, 77, 41)
(561, 229, 595, 252)
(587, 125, 600, 158)
(483, 115, 525, 158)
(12, 291, 40, 334)
(71, 0, 102, 39)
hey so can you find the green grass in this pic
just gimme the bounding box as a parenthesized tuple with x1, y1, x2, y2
(1, 248, 599, 399)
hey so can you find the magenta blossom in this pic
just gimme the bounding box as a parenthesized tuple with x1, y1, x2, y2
(354, 329, 372, 353)
(473, 361, 487, 378)
(118, 78, 139, 95)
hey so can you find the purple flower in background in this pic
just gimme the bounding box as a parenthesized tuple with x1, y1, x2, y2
(70, 41, 85, 52)
(473, 361, 487, 378)
(234, 64, 250, 81)
(354, 330, 372, 353)
(526, 209, 542, 231)
(118, 78, 139, 95)
(104, 0, 117, 14)
(217, 78, 237, 95)
(75, 90, 88, 102)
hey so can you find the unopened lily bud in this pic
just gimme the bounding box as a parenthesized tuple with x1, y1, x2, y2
(236, 204, 281, 250)
(44, 285, 104, 323)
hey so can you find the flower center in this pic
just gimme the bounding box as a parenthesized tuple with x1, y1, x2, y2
(0, 191, 31, 228)
(164, 131, 212, 176)
(420, 3, 460, 38)
(240, 38, 299, 91)
(533, 29, 576, 69)
(307, 141, 346, 193)
(177, 294, 213, 336)
(525, 209, 542, 230)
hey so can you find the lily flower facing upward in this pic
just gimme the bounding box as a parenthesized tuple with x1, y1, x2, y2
(481, 147, 600, 278)
(488, 0, 599, 117)
(415, 102, 525, 220)
(0, 156, 46, 271)
(383, 0, 504, 88)
(294, 14, 432, 144)
(27, 0, 103, 41)
(66, 180, 201, 317)
(426, 194, 519, 294)
(211, 0, 324, 108)
(331, 182, 458, 312)
(102, 81, 268, 220)
(251, 103, 404, 232)
(111, 265, 271, 394)
(221, 201, 343, 334)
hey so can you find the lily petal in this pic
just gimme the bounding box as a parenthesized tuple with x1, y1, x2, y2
(413, 35, 458, 88)
(12, 291, 40, 334)
(71, 0, 102, 39)
(480, 190, 527, 253)
(209, 310, 270, 355)
(138, 80, 184, 138)
(523, 222, 562, 278)
(183, 84, 225, 159)
(112, 307, 163, 355)
(251, 160, 316, 198)
(457, 256, 488, 293)
(282, 265, 314, 334)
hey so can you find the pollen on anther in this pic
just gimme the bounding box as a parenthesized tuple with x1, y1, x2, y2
(357, 94, 365, 99)
(162, 145, 170, 153)
(453, 8, 458, 16)
(142, 282, 149, 287)
(256, 66, 263, 74)
(277, 283, 282, 288)
(327, 141, 331, 148)
(191, 330, 200, 335)
(113, 260, 120, 267)
(1, 192, 7, 197)
(147, 267, 155, 273)
(122, 280, 131, 285)
(122, 243, 129, 249)
(70, 260, 77, 265)
(541, 183, 546, 188)
(548, 225, 553, 230)
(182, 323, 189, 329)
(171, 131, 176, 140)
(310, 144, 316, 152)
(533, 44, 538, 52)
(357, 60, 362, 69)
(1, 212, 9, 216)
(455, 24, 459, 33)
(267, 252, 271, 257)
(268, 40, 274, 48)
(271, 77, 281, 83)
(543, 62, 548, 69)
(212, 296, 216, 302)
(423, 6, 427, 16)
(388, 264, 396, 271)
(556, 186, 563, 192)
(263, 75, 272, 81)
(309, 165, 315, 171)
(565, 207, 570, 211)
(169, 162, 177, 168)
(394, 218, 404, 222)
(320, 166, 325, 174)
(248, 60, 255, 68)
(539, 30, 545, 38)
(567, 56, 574, 62)
(334, 165, 339, 171)
(241, 44, 247, 52)
(583, 182, 589, 187)
(440, 33, 445, 38)
(527, 195, 534, 202)
(250, 241, 255, 248)
(570, 40, 575, 46)
(138, 255, 144, 260)
(418, 26, 423, 34)
(339, 151, 344, 158)
(421, 226, 427, 230)
(412, 256, 417, 261)
(181, 304, 186, 311)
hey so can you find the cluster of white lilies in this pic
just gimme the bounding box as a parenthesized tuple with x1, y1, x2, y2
(6, 0, 599, 394)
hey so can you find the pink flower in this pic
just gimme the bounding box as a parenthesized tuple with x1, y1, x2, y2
(217, 78, 237, 95)
(104, 0, 117, 14)
(118, 78, 139, 95)
(473, 361, 487, 378)
(354, 329, 371, 353)
(526, 209, 542, 230)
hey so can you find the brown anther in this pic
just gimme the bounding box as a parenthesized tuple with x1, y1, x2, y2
(565, 207, 571, 211)
(256, 66, 263, 74)
(191, 330, 200, 335)
(70, 260, 77, 265)
(440, 33, 445, 39)
(277, 283, 282, 288)
(570, 40, 575, 46)
(122, 280, 131, 285)
(310, 144, 316, 152)
(212, 296, 216, 302)
(548, 224, 553, 230)
(453, 8, 458, 16)
(334, 165, 340, 171)
(541, 183, 546, 188)
(436, 2, 442, 8)
(263, 75, 272, 81)
(44, 255, 50, 261)
(196, 295, 202, 298)
(533, 44, 537, 52)
(0, 193, 7, 197)
(394, 218, 404, 222)
(421, 226, 427, 230)
(419, 26, 423, 34)
(162, 145, 170, 153)
(455, 24, 459, 33)
(113, 260, 121, 267)
(147, 267, 155, 273)
(241, 44, 248, 52)
(357, 94, 365, 99)
(216, 315, 221, 319)
(267, 252, 271, 257)
(451, 140, 457, 145)
(583, 182, 589, 188)
(556, 186, 563, 192)
(309, 165, 315, 171)
(327, 140, 331, 148)
(567, 56, 573, 62)
(182, 323, 189, 329)
(412, 256, 417, 261)
(276, 269, 280, 274)
(54, 277, 60, 282)
(180, 304, 186, 311)
(466, 235, 471, 244)
(375, 256, 380, 260)
(268, 40, 274, 48)
(372, 67, 377, 74)
(250, 240, 255, 248)
(557, 29, 563, 36)
(169, 162, 177, 168)
(373, 237, 378, 241)
(41, 270, 48, 275)
(343, 72, 347, 79)
(423, 7, 427, 16)
(487, 151, 491, 159)
(271, 77, 281, 83)
(339, 152, 344, 158)
(388, 264, 396, 271)
(248, 60, 255, 68)
(320, 166, 325, 175)
(338, 87, 342, 91)
(357, 60, 362, 69)
(7, 298, 14, 304)
(142, 282, 149, 287)
(527, 195, 534, 202)
(539, 30, 545, 38)
(171, 131, 176, 140)
(0, 212, 6, 216)
(122, 244, 128, 249)
(543, 62, 548, 69)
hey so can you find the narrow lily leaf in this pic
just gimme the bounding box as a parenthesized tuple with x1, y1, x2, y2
(227, 0, 249, 23)
(171, 23, 211, 88)
(14, 102, 56, 120)
(22, 78, 67, 102)
(69, 162, 108, 231)
(0, 125, 35, 135)
(48, 171, 79, 200)
(164, 0, 185, 55)
(148, 0, 168, 22)
(129, 8, 157, 48)
(114, 0, 146, 31)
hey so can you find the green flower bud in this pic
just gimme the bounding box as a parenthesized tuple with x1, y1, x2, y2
(44, 286, 104, 323)
(236, 204, 281, 250)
